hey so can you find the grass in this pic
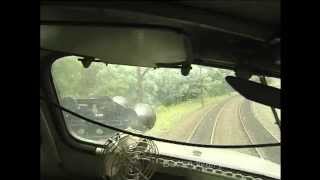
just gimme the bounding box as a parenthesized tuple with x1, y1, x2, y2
(251, 78, 281, 125)
(146, 95, 230, 136)
(251, 102, 281, 124)
(251, 102, 281, 140)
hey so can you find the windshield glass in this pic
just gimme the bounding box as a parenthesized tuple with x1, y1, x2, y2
(52, 56, 281, 166)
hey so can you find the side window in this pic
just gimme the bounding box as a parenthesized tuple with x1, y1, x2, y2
(52, 56, 118, 144)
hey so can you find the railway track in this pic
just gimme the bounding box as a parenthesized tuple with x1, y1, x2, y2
(187, 96, 234, 144)
(237, 99, 264, 159)
(240, 100, 280, 164)
(187, 96, 280, 163)
(249, 103, 280, 142)
(209, 99, 230, 145)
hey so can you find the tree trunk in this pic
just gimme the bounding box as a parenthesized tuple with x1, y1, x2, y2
(136, 67, 150, 103)
(136, 67, 144, 102)
(200, 67, 204, 107)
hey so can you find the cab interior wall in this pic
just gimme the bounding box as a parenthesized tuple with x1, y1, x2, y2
(41, 2, 280, 77)
(40, 2, 280, 180)
(40, 2, 276, 40)
(41, 101, 105, 180)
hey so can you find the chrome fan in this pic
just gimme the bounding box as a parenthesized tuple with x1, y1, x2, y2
(103, 133, 158, 180)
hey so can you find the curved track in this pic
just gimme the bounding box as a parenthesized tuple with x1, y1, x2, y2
(187, 95, 280, 164)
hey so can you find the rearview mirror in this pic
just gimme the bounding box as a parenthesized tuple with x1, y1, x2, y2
(40, 23, 192, 67)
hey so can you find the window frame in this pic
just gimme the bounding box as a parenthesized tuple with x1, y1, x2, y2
(46, 54, 281, 150)
(42, 53, 105, 153)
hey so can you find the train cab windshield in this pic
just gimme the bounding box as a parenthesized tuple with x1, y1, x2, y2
(51, 55, 281, 167)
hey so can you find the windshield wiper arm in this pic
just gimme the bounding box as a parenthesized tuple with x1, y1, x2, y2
(259, 76, 281, 130)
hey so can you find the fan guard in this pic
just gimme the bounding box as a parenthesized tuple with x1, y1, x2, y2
(103, 133, 158, 180)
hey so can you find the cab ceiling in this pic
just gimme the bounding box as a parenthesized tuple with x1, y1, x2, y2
(40, 1, 280, 77)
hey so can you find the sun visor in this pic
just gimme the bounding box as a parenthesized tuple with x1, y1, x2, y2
(40, 24, 192, 67)
(226, 76, 280, 108)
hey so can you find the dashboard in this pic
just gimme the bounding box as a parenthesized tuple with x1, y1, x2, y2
(151, 155, 273, 180)
(100, 134, 277, 180)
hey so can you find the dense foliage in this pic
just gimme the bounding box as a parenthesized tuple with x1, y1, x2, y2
(52, 56, 235, 107)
